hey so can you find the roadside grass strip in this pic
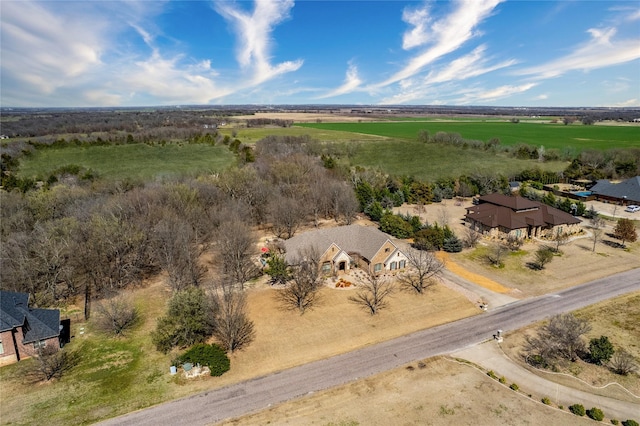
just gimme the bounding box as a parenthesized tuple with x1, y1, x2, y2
(437, 252, 511, 293)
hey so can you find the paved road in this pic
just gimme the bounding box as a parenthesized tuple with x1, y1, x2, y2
(100, 268, 640, 426)
(455, 342, 639, 420)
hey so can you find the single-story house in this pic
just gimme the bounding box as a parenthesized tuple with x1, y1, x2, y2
(589, 176, 640, 205)
(465, 193, 582, 240)
(283, 224, 409, 276)
(1, 290, 65, 365)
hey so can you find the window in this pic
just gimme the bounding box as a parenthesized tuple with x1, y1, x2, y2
(390, 261, 397, 270)
(384, 247, 390, 252)
(321, 261, 331, 273)
(0, 339, 3, 355)
(399, 260, 406, 269)
(374, 263, 382, 272)
(515, 229, 522, 238)
(33, 340, 46, 350)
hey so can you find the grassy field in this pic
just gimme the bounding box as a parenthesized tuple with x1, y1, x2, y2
(297, 121, 640, 151)
(16, 143, 235, 181)
(348, 139, 566, 180)
(0, 270, 479, 425)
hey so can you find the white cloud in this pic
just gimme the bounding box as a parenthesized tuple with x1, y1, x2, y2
(612, 98, 639, 107)
(1, 1, 107, 95)
(402, 4, 432, 50)
(214, 0, 303, 85)
(318, 62, 363, 99)
(515, 27, 640, 79)
(377, 45, 515, 104)
(456, 83, 536, 104)
(376, 0, 503, 88)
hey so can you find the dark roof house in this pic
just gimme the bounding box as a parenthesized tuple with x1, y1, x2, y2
(465, 194, 581, 239)
(1, 290, 61, 364)
(590, 176, 640, 204)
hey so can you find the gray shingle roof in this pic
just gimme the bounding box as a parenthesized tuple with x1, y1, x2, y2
(590, 176, 640, 203)
(283, 225, 393, 264)
(0, 290, 60, 343)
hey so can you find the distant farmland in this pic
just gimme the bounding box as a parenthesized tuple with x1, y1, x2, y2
(296, 121, 640, 151)
(17, 143, 235, 181)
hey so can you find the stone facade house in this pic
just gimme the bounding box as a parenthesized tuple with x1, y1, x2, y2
(0, 290, 63, 365)
(465, 194, 582, 240)
(283, 225, 408, 276)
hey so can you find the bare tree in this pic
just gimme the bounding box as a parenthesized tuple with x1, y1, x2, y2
(590, 215, 605, 252)
(397, 249, 444, 294)
(31, 345, 79, 381)
(525, 313, 591, 363)
(216, 220, 258, 290)
(94, 295, 139, 336)
(269, 194, 306, 239)
(505, 234, 523, 251)
(211, 282, 255, 352)
(462, 227, 481, 248)
(552, 228, 569, 253)
(486, 243, 508, 267)
(153, 213, 207, 291)
(278, 247, 322, 313)
(610, 349, 637, 376)
(349, 272, 394, 315)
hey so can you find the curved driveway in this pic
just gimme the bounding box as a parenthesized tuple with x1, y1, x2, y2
(100, 268, 640, 426)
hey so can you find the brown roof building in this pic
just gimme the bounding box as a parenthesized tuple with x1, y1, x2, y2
(465, 194, 581, 239)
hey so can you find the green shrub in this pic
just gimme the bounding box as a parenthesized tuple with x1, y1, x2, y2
(587, 408, 604, 421)
(174, 343, 230, 377)
(558, 405, 564, 410)
(499, 376, 506, 384)
(487, 370, 498, 379)
(622, 421, 639, 426)
(509, 383, 519, 391)
(569, 404, 586, 416)
(541, 397, 551, 405)
(611, 420, 619, 425)
(589, 336, 615, 365)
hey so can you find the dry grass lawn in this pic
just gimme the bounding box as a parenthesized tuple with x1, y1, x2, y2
(220, 357, 595, 426)
(500, 292, 640, 400)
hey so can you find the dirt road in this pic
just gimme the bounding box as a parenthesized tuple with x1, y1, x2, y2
(99, 268, 640, 426)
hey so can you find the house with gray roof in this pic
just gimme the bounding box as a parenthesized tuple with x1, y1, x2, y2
(589, 176, 640, 205)
(283, 225, 408, 276)
(1, 290, 63, 365)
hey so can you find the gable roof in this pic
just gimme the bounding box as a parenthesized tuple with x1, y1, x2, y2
(466, 194, 581, 231)
(0, 290, 60, 343)
(590, 176, 640, 203)
(479, 193, 540, 211)
(283, 225, 393, 264)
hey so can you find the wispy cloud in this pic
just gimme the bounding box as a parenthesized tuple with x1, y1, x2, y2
(318, 62, 363, 99)
(515, 27, 640, 79)
(455, 82, 536, 104)
(376, 0, 503, 88)
(214, 0, 302, 86)
(378, 45, 515, 104)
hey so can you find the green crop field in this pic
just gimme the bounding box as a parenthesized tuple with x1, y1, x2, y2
(297, 121, 640, 151)
(344, 139, 565, 181)
(17, 143, 235, 181)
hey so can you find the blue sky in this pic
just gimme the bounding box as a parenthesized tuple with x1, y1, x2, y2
(1, 0, 639, 107)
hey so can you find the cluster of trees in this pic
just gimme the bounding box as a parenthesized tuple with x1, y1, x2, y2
(354, 169, 509, 218)
(0, 108, 240, 138)
(564, 149, 640, 180)
(525, 313, 637, 375)
(0, 135, 357, 322)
